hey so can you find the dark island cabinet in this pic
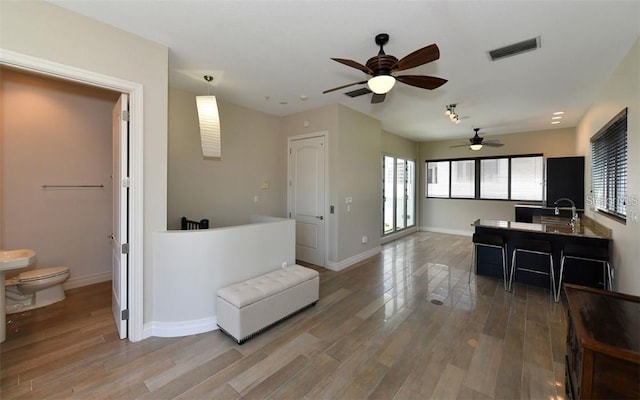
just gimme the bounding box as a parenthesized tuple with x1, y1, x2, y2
(564, 284, 640, 399)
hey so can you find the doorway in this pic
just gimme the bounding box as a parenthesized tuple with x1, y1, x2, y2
(0, 50, 144, 341)
(287, 133, 327, 267)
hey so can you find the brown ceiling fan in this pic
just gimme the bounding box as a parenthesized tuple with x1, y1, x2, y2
(323, 33, 447, 104)
(450, 128, 504, 151)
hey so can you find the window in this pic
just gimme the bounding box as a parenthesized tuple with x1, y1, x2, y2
(590, 108, 627, 219)
(383, 155, 416, 235)
(426, 155, 543, 201)
(480, 158, 508, 199)
(426, 161, 450, 198)
(451, 160, 475, 198)
(511, 156, 544, 200)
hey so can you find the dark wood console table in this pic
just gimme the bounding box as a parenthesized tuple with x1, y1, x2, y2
(564, 284, 639, 399)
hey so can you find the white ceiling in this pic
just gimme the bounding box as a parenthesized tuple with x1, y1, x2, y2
(48, 0, 639, 142)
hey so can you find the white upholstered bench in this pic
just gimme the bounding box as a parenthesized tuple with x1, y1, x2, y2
(216, 264, 319, 344)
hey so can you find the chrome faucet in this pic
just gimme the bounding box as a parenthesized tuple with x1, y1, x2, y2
(554, 198, 579, 228)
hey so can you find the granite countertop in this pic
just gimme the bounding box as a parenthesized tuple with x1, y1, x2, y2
(472, 218, 610, 239)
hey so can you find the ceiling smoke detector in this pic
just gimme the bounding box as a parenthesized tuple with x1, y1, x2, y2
(488, 36, 541, 61)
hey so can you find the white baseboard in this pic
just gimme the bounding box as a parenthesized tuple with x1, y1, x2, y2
(63, 271, 111, 290)
(147, 316, 219, 338)
(325, 246, 382, 271)
(420, 226, 473, 237)
(381, 227, 418, 244)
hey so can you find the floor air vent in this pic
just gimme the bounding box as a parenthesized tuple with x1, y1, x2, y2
(488, 36, 540, 61)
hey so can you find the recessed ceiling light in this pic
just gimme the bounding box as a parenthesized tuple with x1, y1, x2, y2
(553, 111, 565, 115)
(551, 121, 561, 124)
(552, 116, 562, 120)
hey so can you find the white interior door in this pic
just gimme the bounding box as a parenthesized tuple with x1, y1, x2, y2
(288, 135, 325, 266)
(112, 94, 129, 339)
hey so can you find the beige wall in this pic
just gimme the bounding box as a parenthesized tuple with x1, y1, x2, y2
(281, 104, 382, 267)
(1, 68, 118, 285)
(168, 87, 286, 228)
(1, 1, 168, 323)
(336, 105, 382, 261)
(419, 127, 577, 234)
(382, 129, 418, 160)
(576, 39, 639, 296)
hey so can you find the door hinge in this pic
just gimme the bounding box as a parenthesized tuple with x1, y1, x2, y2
(289, 148, 292, 155)
(122, 110, 130, 122)
(122, 177, 130, 188)
(121, 309, 129, 320)
(121, 243, 129, 254)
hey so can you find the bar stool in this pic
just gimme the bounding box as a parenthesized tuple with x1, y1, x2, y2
(469, 232, 508, 290)
(509, 239, 557, 301)
(556, 243, 612, 302)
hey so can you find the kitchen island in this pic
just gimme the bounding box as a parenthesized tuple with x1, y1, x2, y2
(472, 218, 612, 292)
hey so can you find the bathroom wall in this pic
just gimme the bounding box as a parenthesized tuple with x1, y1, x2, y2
(1, 67, 119, 287)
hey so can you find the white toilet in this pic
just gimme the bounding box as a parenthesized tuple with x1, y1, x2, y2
(5, 266, 70, 314)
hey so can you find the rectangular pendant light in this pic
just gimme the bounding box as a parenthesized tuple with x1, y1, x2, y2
(196, 95, 221, 158)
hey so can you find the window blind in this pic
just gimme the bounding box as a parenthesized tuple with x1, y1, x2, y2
(590, 108, 627, 219)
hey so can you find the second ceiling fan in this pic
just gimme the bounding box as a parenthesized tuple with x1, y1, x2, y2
(450, 128, 504, 151)
(323, 33, 447, 104)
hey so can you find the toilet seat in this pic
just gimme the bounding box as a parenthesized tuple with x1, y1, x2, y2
(18, 266, 69, 282)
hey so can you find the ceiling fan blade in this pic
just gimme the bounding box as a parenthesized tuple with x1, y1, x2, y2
(484, 142, 504, 147)
(393, 44, 440, 71)
(396, 75, 447, 90)
(345, 87, 372, 97)
(323, 80, 368, 94)
(449, 144, 470, 148)
(371, 93, 386, 104)
(331, 58, 373, 75)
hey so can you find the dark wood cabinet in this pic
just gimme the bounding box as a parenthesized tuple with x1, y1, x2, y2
(564, 284, 640, 399)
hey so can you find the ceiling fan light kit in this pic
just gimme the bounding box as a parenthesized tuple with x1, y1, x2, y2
(367, 75, 396, 94)
(324, 33, 446, 104)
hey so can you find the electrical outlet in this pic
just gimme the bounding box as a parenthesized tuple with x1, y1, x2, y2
(362, 236, 368, 244)
(281, 262, 287, 269)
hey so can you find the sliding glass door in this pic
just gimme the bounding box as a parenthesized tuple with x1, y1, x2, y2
(383, 155, 415, 235)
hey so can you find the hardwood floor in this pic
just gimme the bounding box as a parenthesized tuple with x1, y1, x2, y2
(0, 232, 568, 399)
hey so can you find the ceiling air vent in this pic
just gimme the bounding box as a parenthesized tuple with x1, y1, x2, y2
(488, 36, 540, 61)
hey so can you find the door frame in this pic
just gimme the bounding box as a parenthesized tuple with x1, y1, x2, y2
(0, 49, 145, 342)
(287, 131, 329, 267)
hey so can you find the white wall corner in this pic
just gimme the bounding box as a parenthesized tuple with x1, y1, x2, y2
(325, 246, 382, 271)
